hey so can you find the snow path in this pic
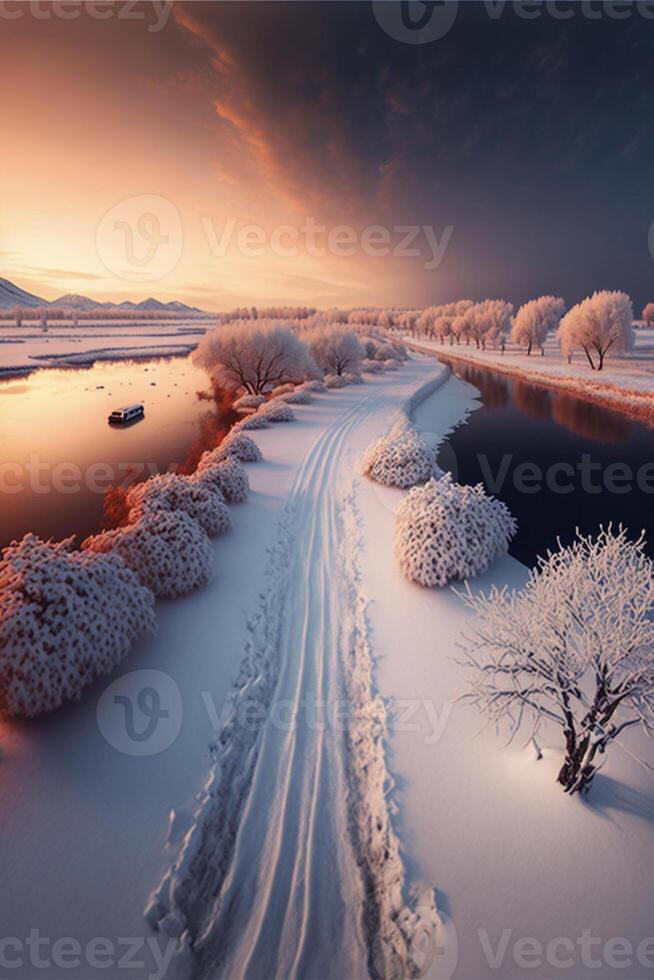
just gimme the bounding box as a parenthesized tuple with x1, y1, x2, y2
(147, 371, 444, 980)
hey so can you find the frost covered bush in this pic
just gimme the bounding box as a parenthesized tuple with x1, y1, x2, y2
(271, 383, 296, 397)
(279, 387, 313, 404)
(361, 423, 440, 489)
(233, 412, 272, 431)
(0, 535, 155, 718)
(382, 359, 398, 371)
(361, 358, 383, 374)
(84, 512, 213, 597)
(394, 475, 516, 587)
(258, 401, 295, 422)
(344, 372, 364, 384)
(126, 473, 232, 537)
(194, 456, 250, 502)
(558, 290, 634, 370)
(234, 393, 266, 411)
(325, 374, 348, 389)
(302, 379, 326, 392)
(215, 431, 263, 463)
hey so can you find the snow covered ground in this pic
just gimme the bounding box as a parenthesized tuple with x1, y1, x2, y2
(0, 321, 214, 376)
(408, 331, 654, 425)
(2, 353, 654, 979)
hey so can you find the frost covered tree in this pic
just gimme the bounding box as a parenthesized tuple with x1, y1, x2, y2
(193, 320, 315, 394)
(558, 290, 634, 371)
(305, 325, 365, 376)
(511, 296, 566, 355)
(468, 299, 514, 350)
(394, 475, 516, 587)
(0, 535, 155, 717)
(458, 527, 654, 795)
(642, 302, 654, 328)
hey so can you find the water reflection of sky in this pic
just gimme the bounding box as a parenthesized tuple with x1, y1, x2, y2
(0, 356, 237, 549)
(436, 357, 654, 565)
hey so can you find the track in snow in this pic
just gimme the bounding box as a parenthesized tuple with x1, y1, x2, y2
(146, 378, 438, 980)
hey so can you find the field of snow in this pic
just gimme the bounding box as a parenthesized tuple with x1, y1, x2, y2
(0, 320, 215, 376)
(2, 353, 654, 979)
(408, 330, 654, 425)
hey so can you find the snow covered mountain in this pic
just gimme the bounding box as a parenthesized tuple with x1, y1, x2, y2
(52, 293, 104, 311)
(0, 278, 47, 309)
(0, 277, 208, 314)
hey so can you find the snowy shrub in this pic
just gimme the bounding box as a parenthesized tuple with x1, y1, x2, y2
(234, 393, 266, 411)
(511, 295, 565, 355)
(216, 431, 263, 463)
(193, 320, 316, 394)
(325, 374, 348, 389)
(361, 358, 384, 374)
(458, 527, 654, 795)
(258, 401, 295, 422)
(271, 383, 296, 397)
(642, 302, 654, 328)
(394, 475, 516, 588)
(233, 412, 272, 431)
(0, 535, 155, 718)
(305, 325, 365, 376)
(344, 372, 364, 385)
(126, 473, 232, 538)
(302, 379, 326, 392)
(84, 512, 213, 598)
(361, 423, 440, 489)
(194, 456, 250, 503)
(382, 359, 398, 371)
(279, 388, 313, 404)
(558, 290, 634, 370)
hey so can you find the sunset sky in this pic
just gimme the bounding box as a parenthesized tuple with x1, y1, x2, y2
(2, 1, 654, 311)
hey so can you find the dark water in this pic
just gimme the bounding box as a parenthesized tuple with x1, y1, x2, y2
(0, 355, 238, 549)
(435, 357, 654, 566)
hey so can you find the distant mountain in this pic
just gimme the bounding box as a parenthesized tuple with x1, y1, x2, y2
(0, 277, 209, 315)
(52, 293, 103, 311)
(0, 278, 47, 309)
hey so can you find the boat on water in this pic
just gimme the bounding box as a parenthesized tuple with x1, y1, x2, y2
(108, 403, 145, 425)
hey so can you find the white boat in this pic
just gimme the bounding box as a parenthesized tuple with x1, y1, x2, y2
(108, 403, 145, 424)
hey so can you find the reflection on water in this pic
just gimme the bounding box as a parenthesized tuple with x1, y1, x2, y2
(439, 356, 632, 445)
(435, 355, 654, 565)
(0, 356, 238, 549)
(550, 391, 632, 445)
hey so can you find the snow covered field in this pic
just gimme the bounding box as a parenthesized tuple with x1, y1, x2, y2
(2, 353, 654, 979)
(0, 321, 215, 377)
(408, 331, 654, 425)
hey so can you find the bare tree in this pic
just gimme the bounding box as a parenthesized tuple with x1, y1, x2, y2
(458, 527, 654, 795)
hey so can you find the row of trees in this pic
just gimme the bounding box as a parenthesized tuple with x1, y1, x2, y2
(193, 319, 407, 395)
(409, 291, 639, 371)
